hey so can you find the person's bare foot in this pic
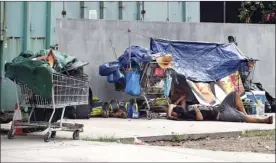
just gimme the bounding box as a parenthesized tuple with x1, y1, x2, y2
(266, 116, 274, 124)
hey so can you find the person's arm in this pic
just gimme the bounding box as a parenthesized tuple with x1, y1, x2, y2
(193, 105, 203, 121)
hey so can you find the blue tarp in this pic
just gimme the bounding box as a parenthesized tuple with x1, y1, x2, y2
(99, 46, 152, 77)
(99, 46, 152, 83)
(150, 38, 249, 82)
(118, 46, 152, 68)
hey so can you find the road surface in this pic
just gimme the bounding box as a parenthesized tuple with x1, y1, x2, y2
(1, 135, 275, 162)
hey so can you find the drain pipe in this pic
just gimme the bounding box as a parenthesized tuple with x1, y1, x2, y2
(0, 1, 7, 112)
(0, 2, 2, 34)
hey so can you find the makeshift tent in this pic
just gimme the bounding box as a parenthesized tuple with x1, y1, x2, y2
(150, 38, 251, 82)
(150, 38, 257, 106)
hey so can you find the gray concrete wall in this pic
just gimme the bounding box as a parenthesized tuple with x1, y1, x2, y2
(56, 19, 275, 101)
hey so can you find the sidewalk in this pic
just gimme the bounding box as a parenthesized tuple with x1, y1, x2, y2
(1, 114, 275, 141)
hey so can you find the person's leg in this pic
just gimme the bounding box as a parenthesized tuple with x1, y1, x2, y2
(175, 95, 186, 105)
(244, 115, 273, 124)
(234, 92, 248, 115)
(219, 105, 274, 124)
(221, 91, 247, 115)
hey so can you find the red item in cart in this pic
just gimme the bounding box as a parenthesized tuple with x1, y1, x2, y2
(153, 67, 165, 77)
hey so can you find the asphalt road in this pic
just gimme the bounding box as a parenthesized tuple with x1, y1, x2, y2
(1, 135, 275, 162)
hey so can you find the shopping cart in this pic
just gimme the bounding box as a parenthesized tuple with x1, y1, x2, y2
(138, 62, 171, 120)
(7, 73, 89, 142)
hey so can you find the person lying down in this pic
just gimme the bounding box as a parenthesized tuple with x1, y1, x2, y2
(167, 90, 274, 124)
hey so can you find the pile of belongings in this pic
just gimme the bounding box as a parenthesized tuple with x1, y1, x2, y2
(99, 45, 173, 97)
(90, 97, 139, 119)
(5, 47, 88, 98)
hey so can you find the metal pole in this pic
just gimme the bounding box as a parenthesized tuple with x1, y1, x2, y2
(128, 29, 131, 69)
(223, 1, 226, 23)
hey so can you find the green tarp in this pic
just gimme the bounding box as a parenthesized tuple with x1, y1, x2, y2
(5, 49, 82, 98)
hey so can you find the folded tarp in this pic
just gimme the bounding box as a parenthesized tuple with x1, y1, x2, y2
(5, 49, 85, 98)
(5, 51, 54, 98)
(150, 38, 249, 82)
(36, 49, 84, 72)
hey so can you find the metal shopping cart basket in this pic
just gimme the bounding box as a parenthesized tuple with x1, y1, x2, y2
(7, 72, 89, 142)
(138, 62, 171, 120)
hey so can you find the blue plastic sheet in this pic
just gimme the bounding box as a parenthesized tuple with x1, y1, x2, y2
(118, 46, 152, 68)
(150, 38, 249, 82)
(99, 61, 121, 76)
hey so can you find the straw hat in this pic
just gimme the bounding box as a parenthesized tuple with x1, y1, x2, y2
(156, 55, 173, 69)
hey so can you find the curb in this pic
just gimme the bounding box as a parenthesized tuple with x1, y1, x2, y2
(121, 129, 275, 143)
(120, 131, 243, 143)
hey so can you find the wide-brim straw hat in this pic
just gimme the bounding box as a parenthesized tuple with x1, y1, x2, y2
(156, 55, 173, 69)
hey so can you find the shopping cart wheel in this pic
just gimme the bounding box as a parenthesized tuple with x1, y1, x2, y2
(146, 112, 152, 120)
(44, 132, 50, 142)
(73, 130, 80, 140)
(7, 129, 15, 139)
(50, 131, 56, 138)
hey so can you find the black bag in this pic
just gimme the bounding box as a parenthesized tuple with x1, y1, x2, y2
(64, 87, 93, 119)
(75, 104, 91, 119)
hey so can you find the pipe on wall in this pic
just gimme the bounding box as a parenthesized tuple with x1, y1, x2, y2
(0, 2, 2, 33)
(0, 1, 5, 110)
(99, 1, 104, 19)
(118, 1, 123, 20)
(23, 2, 30, 51)
(182, 1, 186, 22)
(62, 2, 66, 18)
(80, 1, 86, 19)
(3, 1, 6, 37)
(136, 1, 140, 20)
(46, 1, 52, 48)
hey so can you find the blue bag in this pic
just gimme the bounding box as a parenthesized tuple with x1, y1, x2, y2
(126, 102, 139, 119)
(125, 70, 141, 96)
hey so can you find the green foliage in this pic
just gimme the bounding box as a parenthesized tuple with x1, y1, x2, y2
(238, 1, 276, 24)
(171, 133, 184, 142)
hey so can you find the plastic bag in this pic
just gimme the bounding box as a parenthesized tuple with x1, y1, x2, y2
(125, 70, 141, 96)
(163, 75, 172, 97)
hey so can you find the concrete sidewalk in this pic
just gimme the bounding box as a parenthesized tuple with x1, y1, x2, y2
(1, 136, 275, 162)
(1, 114, 275, 141)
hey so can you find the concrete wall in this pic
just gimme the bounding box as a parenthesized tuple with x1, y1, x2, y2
(56, 19, 275, 101)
